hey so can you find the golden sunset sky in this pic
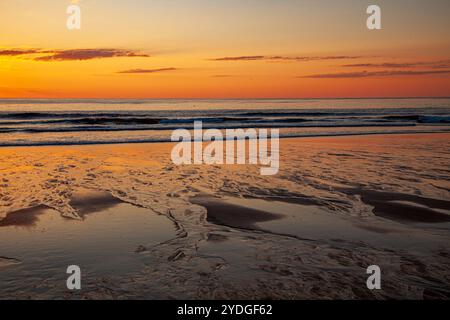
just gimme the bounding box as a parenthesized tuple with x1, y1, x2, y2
(1, 0, 449, 98)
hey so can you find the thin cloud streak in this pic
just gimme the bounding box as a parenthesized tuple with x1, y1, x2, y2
(302, 70, 450, 79)
(209, 55, 361, 62)
(343, 60, 450, 69)
(211, 74, 233, 78)
(117, 68, 177, 74)
(210, 56, 265, 61)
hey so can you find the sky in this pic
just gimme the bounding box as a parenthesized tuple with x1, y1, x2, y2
(1, 0, 449, 98)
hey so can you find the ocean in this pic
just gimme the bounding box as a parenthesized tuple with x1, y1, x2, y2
(0, 98, 449, 146)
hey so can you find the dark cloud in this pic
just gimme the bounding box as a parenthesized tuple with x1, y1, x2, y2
(209, 55, 361, 62)
(117, 68, 177, 74)
(35, 49, 149, 61)
(302, 70, 450, 79)
(0, 47, 149, 61)
(0, 49, 42, 56)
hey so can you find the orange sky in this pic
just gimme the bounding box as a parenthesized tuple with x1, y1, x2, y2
(1, 0, 449, 98)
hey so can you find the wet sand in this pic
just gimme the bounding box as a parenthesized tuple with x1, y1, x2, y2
(0, 133, 450, 299)
(190, 195, 285, 231)
(0, 189, 177, 299)
(191, 194, 450, 251)
(342, 188, 450, 223)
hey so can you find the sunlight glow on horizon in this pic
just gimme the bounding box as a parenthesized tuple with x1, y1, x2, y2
(1, 0, 449, 99)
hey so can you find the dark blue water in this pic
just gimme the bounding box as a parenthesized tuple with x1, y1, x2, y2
(0, 98, 449, 146)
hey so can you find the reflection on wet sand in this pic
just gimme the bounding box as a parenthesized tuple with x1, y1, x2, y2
(0, 205, 50, 228)
(69, 190, 123, 218)
(0, 190, 125, 227)
(0, 134, 449, 299)
(191, 194, 449, 251)
(190, 195, 284, 231)
(0, 189, 177, 298)
(343, 188, 450, 223)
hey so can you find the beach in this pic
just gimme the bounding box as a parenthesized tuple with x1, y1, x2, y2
(1, 133, 449, 299)
(2, 0, 450, 306)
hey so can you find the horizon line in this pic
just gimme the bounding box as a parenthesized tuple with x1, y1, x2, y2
(1, 96, 450, 101)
